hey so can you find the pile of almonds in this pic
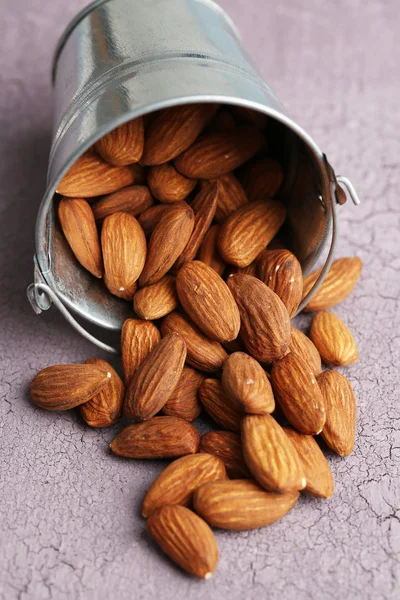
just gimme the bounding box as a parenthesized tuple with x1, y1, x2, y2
(30, 103, 362, 579)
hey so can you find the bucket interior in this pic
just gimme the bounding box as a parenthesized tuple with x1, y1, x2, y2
(41, 102, 330, 331)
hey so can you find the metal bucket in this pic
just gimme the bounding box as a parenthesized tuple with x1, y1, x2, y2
(27, 0, 360, 353)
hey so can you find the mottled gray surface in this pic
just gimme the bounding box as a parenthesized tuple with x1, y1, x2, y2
(0, 0, 399, 598)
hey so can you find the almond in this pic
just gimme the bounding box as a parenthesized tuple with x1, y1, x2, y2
(58, 198, 103, 278)
(123, 332, 186, 420)
(176, 261, 240, 343)
(231, 106, 268, 129)
(142, 453, 227, 517)
(196, 224, 225, 276)
(137, 203, 172, 237)
(147, 505, 218, 579)
(200, 173, 248, 223)
(199, 431, 251, 479)
(57, 149, 136, 197)
(227, 274, 291, 363)
(226, 261, 258, 277)
(91, 185, 153, 223)
(133, 275, 178, 320)
(271, 352, 326, 435)
(147, 163, 197, 203)
(198, 379, 241, 432)
(101, 212, 146, 300)
(289, 327, 322, 376)
(284, 428, 334, 498)
(241, 413, 306, 493)
(141, 103, 218, 165)
(193, 479, 299, 530)
(238, 158, 283, 202)
(139, 202, 195, 286)
(211, 110, 236, 131)
(121, 319, 161, 385)
(95, 117, 144, 165)
(30, 364, 111, 411)
(174, 126, 264, 179)
(317, 370, 356, 456)
(162, 366, 203, 421)
(219, 200, 286, 267)
(309, 311, 358, 367)
(161, 311, 228, 372)
(257, 249, 303, 317)
(222, 352, 275, 414)
(302, 257, 363, 312)
(80, 358, 125, 427)
(110, 416, 199, 458)
(173, 183, 218, 270)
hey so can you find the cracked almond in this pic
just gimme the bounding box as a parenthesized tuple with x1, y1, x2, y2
(199, 431, 251, 479)
(317, 370, 356, 456)
(81, 358, 125, 427)
(176, 261, 240, 343)
(257, 249, 303, 317)
(110, 416, 199, 458)
(241, 413, 306, 493)
(222, 352, 275, 414)
(309, 311, 358, 367)
(95, 116, 144, 165)
(123, 332, 186, 421)
(58, 198, 103, 278)
(302, 257, 362, 312)
(30, 364, 112, 411)
(193, 479, 299, 530)
(142, 453, 227, 517)
(147, 505, 218, 579)
(271, 352, 326, 435)
(121, 318, 161, 385)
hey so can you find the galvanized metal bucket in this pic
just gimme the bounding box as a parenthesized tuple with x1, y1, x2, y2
(27, 0, 360, 353)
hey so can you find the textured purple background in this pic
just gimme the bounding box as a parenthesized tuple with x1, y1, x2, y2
(1, 1, 399, 598)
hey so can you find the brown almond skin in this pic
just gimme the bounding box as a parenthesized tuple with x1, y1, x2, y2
(147, 163, 197, 203)
(102, 212, 147, 300)
(57, 149, 136, 197)
(58, 198, 103, 278)
(30, 364, 111, 411)
(141, 103, 218, 165)
(198, 379, 241, 432)
(238, 158, 284, 202)
(219, 200, 287, 268)
(257, 249, 303, 317)
(142, 453, 227, 517)
(227, 274, 291, 363)
(211, 110, 236, 131)
(302, 257, 363, 312)
(200, 173, 248, 223)
(95, 117, 144, 165)
(310, 311, 358, 367)
(139, 203, 195, 286)
(173, 183, 218, 270)
(110, 416, 200, 458)
(317, 370, 356, 456)
(91, 185, 153, 223)
(147, 505, 218, 579)
(123, 332, 186, 421)
(121, 319, 161, 385)
(176, 261, 240, 343)
(284, 428, 334, 498)
(134, 275, 178, 321)
(161, 312, 227, 373)
(175, 126, 264, 179)
(196, 224, 225, 276)
(241, 413, 306, 493)
(80, 358, 125, 427)
(137, 204, 172, 237)
(271, 352, 326, 435)
(289, 327, 322, 376)
(193, 479, 299, 530)
(162, 366, 204, 421)
(222, 352, 275, 414)
(199, 431, 251, 479)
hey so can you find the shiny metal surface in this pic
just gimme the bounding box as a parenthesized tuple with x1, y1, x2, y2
(30, 0, 358, 352)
